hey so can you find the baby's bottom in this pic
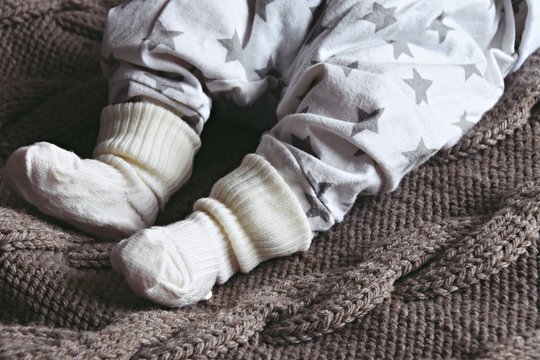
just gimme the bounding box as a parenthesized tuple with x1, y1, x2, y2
(3, 0, 517, 307)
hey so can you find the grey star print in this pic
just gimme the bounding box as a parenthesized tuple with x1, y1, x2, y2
(292, 134, 320, 159)
(361, 3, 398, 32)
(255, 0, 276, 22)
(452, 112, 476, 133)
(428, 12, 454, 43)
(101, 0, 517, 237)
(304, 170, 333, 197)
(218, 30, 245, 64)
(387, 40, 413, 59)
(342, 60, 360, 77)
(403, 69, 433, 105)
(317, 182, 332, 197)
(255, 56, 281, 80)
(351, 107, 383, 136)
(460, 64, 482, 81)
(305, 193, 330, 222)
(402, 138, 437, 172)
(145, 21, 182, 52)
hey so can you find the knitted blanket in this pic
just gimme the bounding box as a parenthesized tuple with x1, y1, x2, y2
(1, 1, 539, 358)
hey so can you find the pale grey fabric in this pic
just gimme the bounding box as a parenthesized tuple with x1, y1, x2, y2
(101, 0, 540, 232)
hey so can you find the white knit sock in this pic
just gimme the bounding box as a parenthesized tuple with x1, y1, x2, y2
(4, 102, 200, 240)
(111, 211, 238, 307)
(111, 154, 312, 307)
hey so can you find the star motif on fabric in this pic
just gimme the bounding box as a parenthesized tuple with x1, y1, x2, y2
(351, 107, 383, 136)
(255, 0, 276, 22)
(317, 182, 332, 197)
(342, 60, 360, 77)
(403, 69, 433, 105)
(305, 193, 330, 222)
(145, 21, 183, 52)
(428, 12, 454, 43)
(255, 56, 281, 79)
(402, 138, 437, 172)
(218, 30, 245, 64)
(387, 40, 413, 59)
(361, 3, 397, 32)
(292, 134, 319, 159)
(452, 111, 476, 133)
(460, 64, 482, 81)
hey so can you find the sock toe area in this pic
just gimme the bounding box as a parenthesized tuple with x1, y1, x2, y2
(6, 142, 93, 195)
(4, 142, 158, 240)
(110, 227, 215, 307)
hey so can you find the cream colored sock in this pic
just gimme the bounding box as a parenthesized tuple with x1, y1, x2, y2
(110, 154, 312, 307)
(4, 102, 200, 240)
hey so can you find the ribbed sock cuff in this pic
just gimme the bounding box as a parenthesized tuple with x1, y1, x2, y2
(194, 154, 312, 273)
(95, 102, 201, 205)
(170, 211, 239, 285)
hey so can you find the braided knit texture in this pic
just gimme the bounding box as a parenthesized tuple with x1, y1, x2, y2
(1, 1, 540, 358)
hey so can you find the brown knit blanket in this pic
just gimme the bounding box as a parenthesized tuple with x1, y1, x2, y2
(1, 1, 540, 358)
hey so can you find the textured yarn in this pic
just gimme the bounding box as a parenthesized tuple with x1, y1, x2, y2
(0, 1, 539, 359)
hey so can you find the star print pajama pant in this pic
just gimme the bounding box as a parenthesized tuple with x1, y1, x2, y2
(102, 0, 534, 233)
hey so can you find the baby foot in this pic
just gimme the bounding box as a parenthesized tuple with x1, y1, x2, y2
(110, 211, 239, 307)
(4, 102, 201, 240)
(110, 154, 311, 307)
(4, 142, 159, 239)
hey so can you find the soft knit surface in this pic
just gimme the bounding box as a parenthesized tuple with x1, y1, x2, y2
(1, 1, 540, 359)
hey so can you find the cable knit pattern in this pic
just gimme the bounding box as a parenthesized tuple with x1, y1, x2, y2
(0, 1, 540, 359)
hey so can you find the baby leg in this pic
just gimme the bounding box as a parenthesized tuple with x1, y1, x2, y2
(3, 0, 318, 240)
(112, 0, 524, 306)
(258, 0, 517, 233)
(4, 103, 199, 240)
